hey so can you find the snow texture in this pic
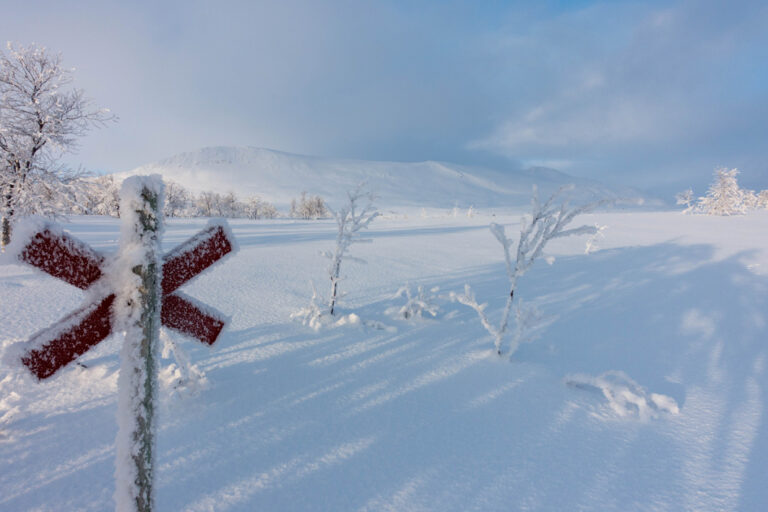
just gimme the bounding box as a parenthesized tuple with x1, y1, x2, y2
(566, 371, 680, 421)
(2, 209, 768, 511)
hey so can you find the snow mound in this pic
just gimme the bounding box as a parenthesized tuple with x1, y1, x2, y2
(566, 370, 680, 420)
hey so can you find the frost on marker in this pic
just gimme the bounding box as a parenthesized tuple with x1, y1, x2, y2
(112, 175, 164, 512)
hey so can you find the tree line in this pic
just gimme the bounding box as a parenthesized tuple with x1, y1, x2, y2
(70, 175, 328, 220)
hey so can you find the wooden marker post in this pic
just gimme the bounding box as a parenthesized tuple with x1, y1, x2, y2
(114, 178, 163, 512)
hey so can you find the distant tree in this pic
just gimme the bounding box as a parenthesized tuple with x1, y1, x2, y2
(219, 192, 241, 218)
(195, 191, 218, 217)
(164, 181, 191, 217)
(92, 175, 120, 217)
(758, 190, 768, 210)
(697, 168, 746, 216)
(290, 191, 328, 219)
(243, 195, 278, 219)
(0, 42, 113, 248)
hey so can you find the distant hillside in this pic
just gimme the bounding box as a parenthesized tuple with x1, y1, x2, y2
(119, 146, 648, 209)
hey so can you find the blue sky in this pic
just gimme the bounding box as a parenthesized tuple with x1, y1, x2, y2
(2, 0, 766, 195)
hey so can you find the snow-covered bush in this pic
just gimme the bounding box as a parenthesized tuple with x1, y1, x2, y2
(452, 185, 604, 357)
(290, 280, 326, 330)
(388, 284, 440, 320)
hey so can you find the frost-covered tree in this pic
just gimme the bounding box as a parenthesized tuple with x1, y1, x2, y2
(164, 181, 190, 218)
(697, 168, 746, 216)
(0, 42, 112, 248)
(89, 175, 120, 217)
(675, 188, 694, 214)
(219, 192, 241, 218)
(452, 185, 604, 357)
(325, 185, 379, 315)
(195, 191, 218, 217)
(757, 190, 768, 210)
(243, 195, 278, 219)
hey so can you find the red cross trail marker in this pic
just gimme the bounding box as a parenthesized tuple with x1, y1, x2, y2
(16, 220, 236, 380)
(13, 176, 238, 512)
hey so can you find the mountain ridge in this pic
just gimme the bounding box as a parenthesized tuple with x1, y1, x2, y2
(119, 146, 651, 209)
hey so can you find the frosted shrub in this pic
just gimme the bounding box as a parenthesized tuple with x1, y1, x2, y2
(290, 281, 326, 331)
(292, 184, 378, 328)
(675, 188, 694, 214)
(389, 284, 440, 320)
(452, 185, 604, 357)
(325, 184, 379, 315)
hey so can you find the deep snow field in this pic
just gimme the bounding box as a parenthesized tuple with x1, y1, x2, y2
(1, 209, 767, 511)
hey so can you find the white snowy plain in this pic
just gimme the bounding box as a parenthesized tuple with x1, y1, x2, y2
(1, 209, 767, 511)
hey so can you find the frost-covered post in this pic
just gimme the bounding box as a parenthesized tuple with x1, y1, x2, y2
(114, 176, 164, 512)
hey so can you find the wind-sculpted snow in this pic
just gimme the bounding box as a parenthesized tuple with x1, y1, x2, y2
(1, 211, 768, 510)
(566, 370, 680, 420)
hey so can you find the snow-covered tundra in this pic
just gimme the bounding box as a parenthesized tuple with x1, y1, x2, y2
(1, 208, 767, 511)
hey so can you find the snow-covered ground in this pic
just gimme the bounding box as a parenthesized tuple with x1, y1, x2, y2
(1, 210, 767, 511)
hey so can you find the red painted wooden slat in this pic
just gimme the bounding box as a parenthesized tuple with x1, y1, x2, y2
(19, 230, 104, 290)
(161, 225, 233, 295)
(161, 293, 225, 346)
(21, 294, 115, 380)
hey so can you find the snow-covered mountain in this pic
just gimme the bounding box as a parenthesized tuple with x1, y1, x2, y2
(121, 146, 649, 209)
